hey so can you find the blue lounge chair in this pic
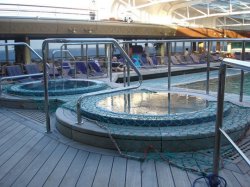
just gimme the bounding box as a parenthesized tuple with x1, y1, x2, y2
(88, 60, 105, 76)
(6, 65, 23, 76)
(75, 61, 87, 75)
(62, 61, 75, 77)
(24, 64, 43, 79)
(6, 65, 33, 82)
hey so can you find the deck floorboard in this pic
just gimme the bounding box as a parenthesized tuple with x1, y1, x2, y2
(76, 153, 101, 187)
(27, 143, 68, 187)
(0, 136, 51, 187)
(109, 157, 127, 187)
(59, 150, 89, 187)
(0, 108, 249, 187)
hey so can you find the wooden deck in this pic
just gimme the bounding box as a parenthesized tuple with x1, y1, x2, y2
(0, 108, 249, 187)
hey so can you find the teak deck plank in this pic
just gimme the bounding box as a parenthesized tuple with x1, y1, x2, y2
(0, 136, 51, 187)
(155, 161, 175, 187)
(27, 143, 68, 187)
(109, 157, 127, 187)
(43, 147, 78, 187)
(126, 159, 142, 187)
(141, 160, 158, 187)
(11, 140, 59, 187)
(76, 153, 101, 187)
(92, 155, 114, 187)
(59, 150, 89, 187)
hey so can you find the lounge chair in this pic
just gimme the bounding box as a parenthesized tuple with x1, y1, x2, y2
(24, 64, 43, 79)
(62, 61, 76, 77)
(190, 53, 202, 64)
(175, 55, 189, 65)
(170, 56, 181, 65)
(88, 60, 105, 76)
(76, 61, 88, 75)
(6, 65, 33, 82)
(47, 63, 60, 78)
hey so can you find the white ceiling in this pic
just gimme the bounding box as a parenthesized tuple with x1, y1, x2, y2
(1, 0, 250, 30)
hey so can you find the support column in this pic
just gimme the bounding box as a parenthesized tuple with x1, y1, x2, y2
(192, 42, 196, 53)
(216, 41, 221, 52)
(198, 42, 204, 53)
(227, 42, 232, 53)
(14, 36, 31, 64)
(160, 43, 165, 64)
(4, 40, 9, 64)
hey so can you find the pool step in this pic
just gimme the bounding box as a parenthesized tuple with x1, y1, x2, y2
(56, 103, 250, 152)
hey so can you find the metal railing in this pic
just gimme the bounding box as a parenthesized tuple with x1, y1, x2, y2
(0, 3, 97, 21)
(41, 38, 142, 132)
(51, 49, 76, 78)
(0, 42, 43, 95)
(213, 58, 250, 177)
(120, 38, 250, 98)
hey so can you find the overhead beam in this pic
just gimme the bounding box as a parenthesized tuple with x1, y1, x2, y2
(180, 10, 250, 21)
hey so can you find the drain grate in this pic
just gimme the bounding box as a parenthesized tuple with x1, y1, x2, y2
(12, 109, 46, 125)
(222, 138, 250, 162)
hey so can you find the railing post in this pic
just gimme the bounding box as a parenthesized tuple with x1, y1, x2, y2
(213, 63, 227, 176)
(167, 42, 171, 91)
(206, 41, 211, 94)
(86, 44, 89, 78)
(240, 41, 246, 102)
(42, 41, 51, 133)
(106, 44, 112, 82)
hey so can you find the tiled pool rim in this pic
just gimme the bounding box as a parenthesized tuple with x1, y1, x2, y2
(79, 90, 231, 127)
(6, 79, 108, 96)
(56, 98, 250, 152)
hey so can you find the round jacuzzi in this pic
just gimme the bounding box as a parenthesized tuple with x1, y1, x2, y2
(6, 79, 108, 96)
(56, 89, 250, 152)
(79, 91, 229, 126)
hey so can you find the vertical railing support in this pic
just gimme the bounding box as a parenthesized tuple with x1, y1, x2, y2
(206, 41, 211, 94)
(167, 42, 171, 91)
(42, 42, 51, 133)
(213, 63, 227, 176)
(240, 41, 246, 102)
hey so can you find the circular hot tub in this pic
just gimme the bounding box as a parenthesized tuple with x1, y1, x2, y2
(56, 89, 250, 152)
(79, 91, 229, 126)
(6, 79, 108, 97)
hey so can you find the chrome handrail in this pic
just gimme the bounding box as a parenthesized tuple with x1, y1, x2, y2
(120, 38, 250, 97)
(42, 38, 142, 132)
(0, 73, 43, 95)
(51, 49, 76, 78)
(0, 42, 44, 95)
(213, 58, 250, 176)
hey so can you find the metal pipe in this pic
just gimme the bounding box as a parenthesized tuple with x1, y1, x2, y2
(0, 42, 42, 60)
(42, 42, 51, 133)
(220, 128, 250, 167)
(123, 66, 126, 87)
(52, 49, 76, 78)
(206, 41, 211, 94)
(86, 44, 89, 78)
(167, 42, 171, 90)
(213, 63, 226, 175)
(240, 41, 246, 102)
(0, 73, 43, 95)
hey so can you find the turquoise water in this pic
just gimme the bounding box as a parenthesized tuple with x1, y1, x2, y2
(179, 72, 250, 95)
(139, 69, 241, 90)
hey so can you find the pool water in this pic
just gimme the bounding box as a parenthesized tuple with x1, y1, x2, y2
(97, 92, 207, 115)
(178, 73, 250, 95)
(7, 79, 108, 96)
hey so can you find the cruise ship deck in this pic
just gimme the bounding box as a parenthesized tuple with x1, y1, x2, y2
(0, 102, 249, 187)
(1, 1, 250, 187)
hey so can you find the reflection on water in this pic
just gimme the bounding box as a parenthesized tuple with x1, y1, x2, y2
(97, 92, 207, 115)
(21, 80, 95, 91)
(177, 73, 250, 95)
